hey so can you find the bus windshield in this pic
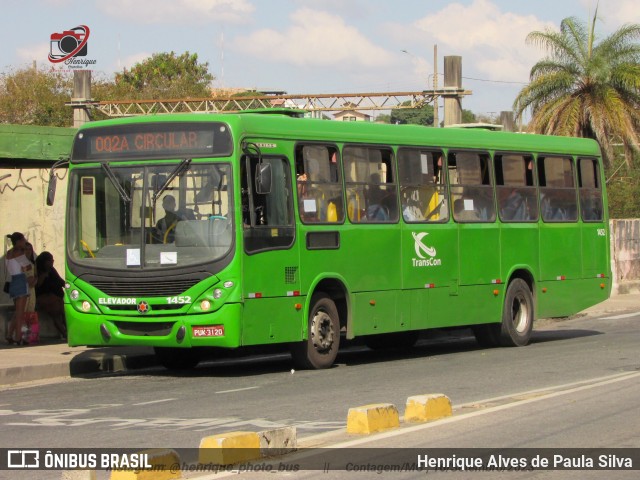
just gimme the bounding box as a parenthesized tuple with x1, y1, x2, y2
(67, 161, 233, 270)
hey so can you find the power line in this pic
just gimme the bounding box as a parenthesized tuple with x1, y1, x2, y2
(462, 75, 529, 85)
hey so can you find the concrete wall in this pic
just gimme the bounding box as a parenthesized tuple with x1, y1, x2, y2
(610, 219, 640, 294)
(1, 167, 68, 304)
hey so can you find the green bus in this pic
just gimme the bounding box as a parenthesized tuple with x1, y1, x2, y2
(53, 111, 611, 369)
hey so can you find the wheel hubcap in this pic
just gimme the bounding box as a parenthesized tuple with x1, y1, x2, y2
(310, 310, 334, 352)
(511, 292, 530, 333)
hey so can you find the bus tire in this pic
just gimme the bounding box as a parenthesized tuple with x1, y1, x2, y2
(499, 278, 534, 346)
(473, 279, 534, 348)
(154, 347, 200, 370)
(291, 293, 340, 369)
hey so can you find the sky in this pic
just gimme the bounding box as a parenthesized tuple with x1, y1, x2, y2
(2, 0, 639, 119)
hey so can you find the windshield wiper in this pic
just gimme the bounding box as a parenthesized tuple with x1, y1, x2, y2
(101, 163, 131, 203)
(152, 158, 192, 204)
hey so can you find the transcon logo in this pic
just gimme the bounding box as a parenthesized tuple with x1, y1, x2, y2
(413, 232, 437, 258)
(412, 232, 442, 267)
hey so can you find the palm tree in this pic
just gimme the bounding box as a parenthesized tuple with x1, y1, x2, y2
(513, 9, 640, 167)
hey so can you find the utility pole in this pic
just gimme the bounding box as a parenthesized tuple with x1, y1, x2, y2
(433, 45, 439, 128)
(443, 56, 462, 126)
(71, 70, 91, 127)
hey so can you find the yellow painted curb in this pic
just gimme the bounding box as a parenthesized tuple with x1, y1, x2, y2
(109, 449, 181, 480)
(199, 431, 261, 466)
(61, 471, 96, 480)
(404, 393, 452, 423)
(346, 403, 400, 434)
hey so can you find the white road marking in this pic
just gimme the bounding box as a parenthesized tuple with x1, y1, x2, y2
(601, 311, 640, 320)
(132, 398, 176, 406)
(215, 386, 260, 394)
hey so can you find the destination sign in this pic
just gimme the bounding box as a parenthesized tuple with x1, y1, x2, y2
(72, 122, 233, 161)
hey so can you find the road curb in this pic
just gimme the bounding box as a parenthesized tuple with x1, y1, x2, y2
(109, 449, 181, 480)
(405, 393, 453, 423)
(346, 395, 453, 435)
(199, 427, 296, 466)
(346, 403, 400, 434)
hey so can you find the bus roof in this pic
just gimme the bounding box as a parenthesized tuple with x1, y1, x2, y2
(77, 112, 602, 158)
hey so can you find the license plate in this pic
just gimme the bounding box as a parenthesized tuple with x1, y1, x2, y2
(192, 325, 225, 337)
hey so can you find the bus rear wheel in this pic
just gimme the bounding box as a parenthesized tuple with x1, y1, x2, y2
(473, 278, 534, 347)
(154, 347, 201, 370)
(291, 293, 340, 369)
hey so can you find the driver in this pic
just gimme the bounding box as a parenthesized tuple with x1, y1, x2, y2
(155, 195, 179, 243)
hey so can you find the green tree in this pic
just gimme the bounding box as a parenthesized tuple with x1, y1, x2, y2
(461, 109, 477, 124)
(390, 102, 435, 126)
(103, 51, 215, 100)
(513, 10, 640, 167)
(0, 67, 73, 126)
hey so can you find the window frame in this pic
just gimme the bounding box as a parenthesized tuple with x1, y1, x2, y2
(447, 149, 496, 224)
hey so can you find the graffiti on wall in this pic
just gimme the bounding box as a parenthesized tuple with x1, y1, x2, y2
(0, 169, 37, 193)
(0, 168, 67, 194)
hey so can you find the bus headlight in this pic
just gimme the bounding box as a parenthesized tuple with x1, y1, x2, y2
(200, 300, 211, 311)
(81, 301, 91, 312)
(70, 290, 80, 300)
(213, 288, 223, 299)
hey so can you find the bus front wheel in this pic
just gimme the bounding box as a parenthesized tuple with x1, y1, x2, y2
(291, 293, 340, 369)
(154, 347, 201, 370)
(473, 278, 534, 347)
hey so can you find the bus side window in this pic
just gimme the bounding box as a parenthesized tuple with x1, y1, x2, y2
(241, 155, 295, 253)
(449, 151, 495, 223)
(578, 158, 603, 222)
(495, 154, 537, 222)
(295, 144, 344, 223)
(344, 146, 398, 223)
(398, 148, 448, 223)
(538, 156, 578, 222)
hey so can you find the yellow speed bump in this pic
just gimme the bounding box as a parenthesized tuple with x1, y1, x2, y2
(199, 431, 261, 466)
(404, 393, 452, 423)
(109, 448, 181, 480)
(346, 403, 400, 434)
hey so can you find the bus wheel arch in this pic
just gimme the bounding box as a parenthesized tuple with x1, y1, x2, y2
(291, 292, 340, 369)
(291, 278, 347, 369)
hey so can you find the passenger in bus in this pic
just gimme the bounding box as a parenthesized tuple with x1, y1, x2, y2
(366, 175, 390, 221)
(453, 198, 479, 222)
(500, 189, 528, 221)
(155, 195, 179, 243)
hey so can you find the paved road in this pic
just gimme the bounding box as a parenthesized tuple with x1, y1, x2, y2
(1, 306, 639, 479)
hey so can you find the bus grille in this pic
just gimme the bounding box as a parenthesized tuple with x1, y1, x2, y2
(90, 279, 199, 297)
(113, 321, 175, 336)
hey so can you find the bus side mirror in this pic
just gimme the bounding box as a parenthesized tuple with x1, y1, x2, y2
(255, 161, 272, 195)
(46, 174, 57, 206)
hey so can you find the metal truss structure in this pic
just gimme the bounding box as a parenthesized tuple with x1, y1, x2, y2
(87, 88, 471, 117)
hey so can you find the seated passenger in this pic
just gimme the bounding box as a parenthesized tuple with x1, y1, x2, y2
(500, 189, 528, 221)
(453, 198, 479, 222)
